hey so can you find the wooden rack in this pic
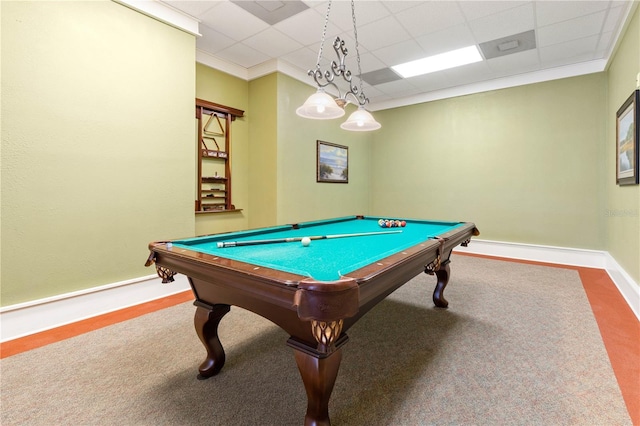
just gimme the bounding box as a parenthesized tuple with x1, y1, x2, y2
(195, 98, 244, 213)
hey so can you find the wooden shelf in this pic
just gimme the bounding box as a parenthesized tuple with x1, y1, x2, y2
(202, 176, 228, 183)
(195, 98, 244, 213)
(195, 208, 243, 215)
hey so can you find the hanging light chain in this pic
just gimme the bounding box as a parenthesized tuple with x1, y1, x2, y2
(315, 0, 332, 70)
(305, 0, 370, 108)
(351, 0, 364, 96)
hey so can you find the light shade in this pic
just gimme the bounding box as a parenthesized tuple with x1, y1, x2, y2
(340, 106, 381, 131)
(296, 89, 345, 119)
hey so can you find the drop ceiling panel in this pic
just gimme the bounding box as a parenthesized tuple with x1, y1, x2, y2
(539, 35, 600, 66)
(160, 0, 635, 109)
(485, 49, 541, 76)
(215, 42, 271, 68)
(198, 1, 269, 41)
(197, 25, 236, 54)
(468, 3, 535, 42)
(274, 8, 328, 46)
(535, 1, 609, 27)
(243, 28, 304, 58)
(537, 11, 607, 47)
(394, 2, 467, 38)
(356, 15, 413, 51)
(415, 23, 477, 56)
(458, 1, 529, 21)
(372, 39, 425, 67)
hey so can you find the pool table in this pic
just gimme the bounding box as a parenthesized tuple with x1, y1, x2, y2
(145, 215, 478, 426)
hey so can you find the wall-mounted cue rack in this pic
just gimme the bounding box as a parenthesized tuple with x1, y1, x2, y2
(195, 98, 244, 214)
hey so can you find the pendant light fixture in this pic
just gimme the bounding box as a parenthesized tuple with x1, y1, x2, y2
(295, 0, 381, 131)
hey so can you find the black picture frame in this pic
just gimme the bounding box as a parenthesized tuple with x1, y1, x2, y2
(317, 140, 349, 183)
(616, 89, 639, 185)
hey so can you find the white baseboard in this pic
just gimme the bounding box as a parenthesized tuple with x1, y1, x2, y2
(453, 238, 608, 268)
(454, 239, 640, 321)
(1, 240, 637, 343)
(604, 252, 640, 322)
(0, 274, 191, 343)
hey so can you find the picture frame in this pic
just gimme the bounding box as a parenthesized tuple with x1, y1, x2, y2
(317, 140, 348, 183)
(616, 89, 639, 185)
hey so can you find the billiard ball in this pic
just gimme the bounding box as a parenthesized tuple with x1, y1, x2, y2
(301, 237, 311, 247)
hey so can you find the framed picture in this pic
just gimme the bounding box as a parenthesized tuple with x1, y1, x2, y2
(317, 140, 348, 183)
(616, 89, 639, 185)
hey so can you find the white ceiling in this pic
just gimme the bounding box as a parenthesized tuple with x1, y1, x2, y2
(161, 0, 636, 110)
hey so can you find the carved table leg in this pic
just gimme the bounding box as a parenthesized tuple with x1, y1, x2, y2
(194, 303, 230, 379)
(293, 347, 343, 426)
(432, 261, 451, 308)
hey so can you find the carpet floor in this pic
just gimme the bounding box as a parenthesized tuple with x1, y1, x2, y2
(0, 255, 632, 425)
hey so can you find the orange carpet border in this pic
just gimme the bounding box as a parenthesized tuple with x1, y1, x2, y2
(0, 290, 194, 359)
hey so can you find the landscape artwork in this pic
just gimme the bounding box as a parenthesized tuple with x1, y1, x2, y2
(317, 140, 348, 183)
(616, 90, 639, 185)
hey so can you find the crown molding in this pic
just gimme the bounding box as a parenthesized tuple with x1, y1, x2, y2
(113, 0, 201, 36)
(368, 59, 608, 112)
(196, 49, 249, 80)
(196, 53, 608, 113)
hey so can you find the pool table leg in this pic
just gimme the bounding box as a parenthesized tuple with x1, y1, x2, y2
(193, 302, 231, 379)
(293, 348, 342, 426)
(432, 261, 451, 308)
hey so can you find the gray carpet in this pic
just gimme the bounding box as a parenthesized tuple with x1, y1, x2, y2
(0, 255, 632, 425)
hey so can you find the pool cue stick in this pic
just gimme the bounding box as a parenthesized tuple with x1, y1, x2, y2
(216, 230, 402, 248)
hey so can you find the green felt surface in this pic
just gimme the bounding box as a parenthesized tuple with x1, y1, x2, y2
(172, 216, 463, 281)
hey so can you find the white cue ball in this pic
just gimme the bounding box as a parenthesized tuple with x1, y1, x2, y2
(301, 237, 311, 247)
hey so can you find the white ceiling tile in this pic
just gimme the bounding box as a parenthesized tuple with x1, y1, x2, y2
(356, 15, 412, 51)
(356, 51, 387, 74)
(535, 1, 609, 27)
(409, 70, 452, 91)
(243, 28, 303, 57)
(539, 35, 599, 66)
(274, 8, 328, 46)
(485, 49, 540, 76)
(602, 5, 626, 33)
(359, 84, 385, 102)
(282, 47, 320, 71)
(162, 0, 220, 18)
(199, 1, 269, 41)
(325, 0, 391, 32)
(374, 78, 421, 95)
(537, 11, 606, 47)
(381, 1, 421, 14)
(372, 39, 425, 67)
(443, 61, 494, 86)
(215, 42, 271, 68)
(196, 24, 236, 54)
(468, 2, 535, 43)
(458, 1, 530, 21)
(394, 1, 467, 38)
(415, 23, 477, 56)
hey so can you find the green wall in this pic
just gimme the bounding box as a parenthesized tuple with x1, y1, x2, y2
(275, 74, 373, 224)
(1, 1, 195, 305)
(2, 2, 638, 308)
(372, 74, 607, 250)
(195, 63, 249, 235)
(248, 74, 278, 229)
(606, 5, 640, 284)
